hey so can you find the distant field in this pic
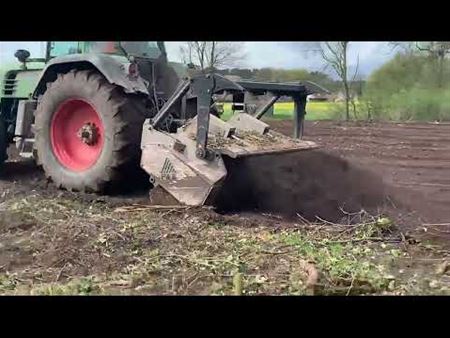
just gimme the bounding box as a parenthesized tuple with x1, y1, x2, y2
(221, 101, 338, 121)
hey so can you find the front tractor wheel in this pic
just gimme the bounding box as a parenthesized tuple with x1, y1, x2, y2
(34, 70, 147, 193)
(51, 99, 104, 172)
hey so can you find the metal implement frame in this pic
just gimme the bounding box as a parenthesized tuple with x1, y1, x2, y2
(236, 80, 329, 140)
(150, 75, 328, 161)
(150, 73, 244, 160)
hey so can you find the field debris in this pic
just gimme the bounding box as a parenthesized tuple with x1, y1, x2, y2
(112, 204, 211, 213)
(2, 120, 450, 295)
(1, 194, 449, 295)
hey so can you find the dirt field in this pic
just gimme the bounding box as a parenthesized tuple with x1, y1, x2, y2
(272, 120, 450, 243)
(0, 120, 449, 295)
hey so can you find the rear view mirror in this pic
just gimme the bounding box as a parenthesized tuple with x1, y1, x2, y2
(14, 49, 31, 63)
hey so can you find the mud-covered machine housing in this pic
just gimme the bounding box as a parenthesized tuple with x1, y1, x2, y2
(140, 74, 323, 205)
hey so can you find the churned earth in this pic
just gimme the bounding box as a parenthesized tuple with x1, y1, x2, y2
(0, 120, 449, 295)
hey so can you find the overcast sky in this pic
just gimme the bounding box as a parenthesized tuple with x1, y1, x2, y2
(0, 41, 397, 79)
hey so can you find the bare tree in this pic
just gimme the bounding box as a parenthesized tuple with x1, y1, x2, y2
(349, 58, 360, 119)
(388, 41, 415, 54)
(415, 42, 450, 88)
(179, 42, 245, 70)
(321, 42, 358, 121)
(179, 42, 195, 65)
(180, 42, 207, 69)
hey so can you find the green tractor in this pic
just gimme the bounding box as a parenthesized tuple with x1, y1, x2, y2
(0, 41, 322, 205)
(0, 42, 184, 191)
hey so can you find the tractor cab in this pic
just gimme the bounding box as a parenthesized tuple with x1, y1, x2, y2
(47, 41, 164, 60)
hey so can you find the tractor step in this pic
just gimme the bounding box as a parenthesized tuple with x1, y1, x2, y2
(14, 137, 35, 158)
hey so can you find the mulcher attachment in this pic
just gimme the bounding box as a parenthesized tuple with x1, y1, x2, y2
(141, 113, 317, 206)
(140, 73, 322, 206)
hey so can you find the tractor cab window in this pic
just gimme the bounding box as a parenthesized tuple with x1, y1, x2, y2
(49, 42, 81, 57)
(86, 42, 162, 59)
(85, 42, 120, 54)
(120, 42, 162, 59)
(47, 41, 163, 59)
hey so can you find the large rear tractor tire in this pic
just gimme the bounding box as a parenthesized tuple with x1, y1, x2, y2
(34, 69, 147, 193)
(0, 117, 8, 171)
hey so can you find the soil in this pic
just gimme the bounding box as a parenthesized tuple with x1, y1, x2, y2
(1, 120, 450, 295)
(217, 149, 389, 222)
(270, 120, 450, 245)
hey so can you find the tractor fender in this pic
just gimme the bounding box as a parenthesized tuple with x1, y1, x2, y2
(33, 54, 150, 98)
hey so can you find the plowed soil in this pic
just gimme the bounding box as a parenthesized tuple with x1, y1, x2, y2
(1, 120, 450, 295)
(270, 120, 450, 244)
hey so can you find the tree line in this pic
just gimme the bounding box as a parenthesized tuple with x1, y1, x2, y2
(366, 42, 450, 121)
(214, 68, 342, 91)
(177, 42, 342, 90)
(177, 41, 363, 121)
(178, 41, 450, 122)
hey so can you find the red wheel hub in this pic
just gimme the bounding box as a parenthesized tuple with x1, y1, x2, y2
(50, 99, 104, 172)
